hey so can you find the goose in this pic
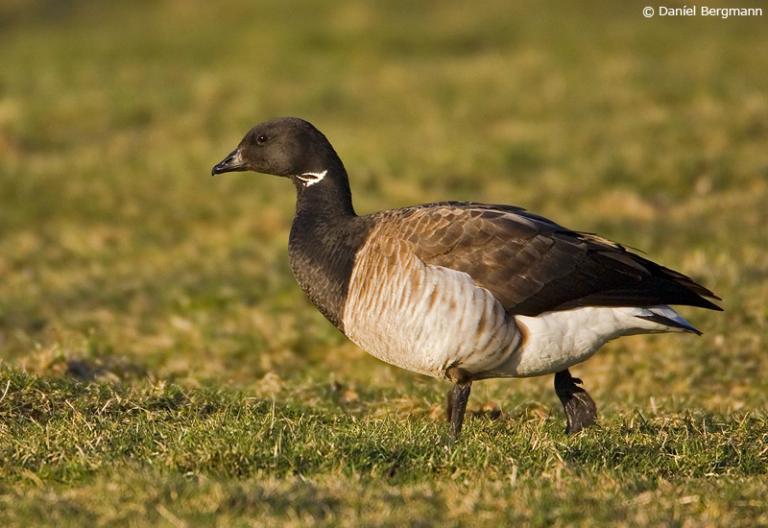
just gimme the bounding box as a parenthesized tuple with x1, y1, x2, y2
(212, 117, 721, 437)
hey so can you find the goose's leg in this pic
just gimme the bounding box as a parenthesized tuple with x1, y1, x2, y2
(445, 367, 472, 438)
(448, 382, 472, 437)
(554, 369, 597, 434)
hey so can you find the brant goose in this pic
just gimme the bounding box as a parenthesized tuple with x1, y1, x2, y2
(212, 117, 721, 437)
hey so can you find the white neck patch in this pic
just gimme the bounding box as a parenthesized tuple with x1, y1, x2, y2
(296, 170, 327, 187)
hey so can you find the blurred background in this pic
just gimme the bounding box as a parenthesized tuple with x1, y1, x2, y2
(1, 0, 766, 407)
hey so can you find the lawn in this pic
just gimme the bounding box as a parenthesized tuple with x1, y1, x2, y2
(1, 0, 767, 526)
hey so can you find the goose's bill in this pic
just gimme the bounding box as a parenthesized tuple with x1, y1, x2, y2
(211, 148, 247, 175)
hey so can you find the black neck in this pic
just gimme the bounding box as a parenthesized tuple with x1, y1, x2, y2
(288, 162, 371, 331)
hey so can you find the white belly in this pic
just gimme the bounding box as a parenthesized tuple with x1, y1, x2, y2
(342, 239, 522, 379)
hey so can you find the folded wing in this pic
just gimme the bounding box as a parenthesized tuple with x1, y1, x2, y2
(373, 202, 721, 316)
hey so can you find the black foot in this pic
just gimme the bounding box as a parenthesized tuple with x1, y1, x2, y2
(554, 369, 597, 434)
(446, 382, 472, 438)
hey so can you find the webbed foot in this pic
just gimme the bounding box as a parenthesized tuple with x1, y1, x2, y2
(554, 369, 597, 434)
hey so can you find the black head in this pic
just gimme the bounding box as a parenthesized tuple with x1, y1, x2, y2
(212, 117, 341, 179)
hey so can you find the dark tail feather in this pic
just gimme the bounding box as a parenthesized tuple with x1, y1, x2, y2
(633, 255, 723, 311)
(636, 313, 703, 335)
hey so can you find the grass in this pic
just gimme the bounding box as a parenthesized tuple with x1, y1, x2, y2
(1, 0, 767, 526)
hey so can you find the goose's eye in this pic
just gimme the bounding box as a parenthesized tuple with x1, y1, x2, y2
(256, 134, 268, 145)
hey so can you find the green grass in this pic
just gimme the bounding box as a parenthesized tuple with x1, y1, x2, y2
(1, 0, 767, 526)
